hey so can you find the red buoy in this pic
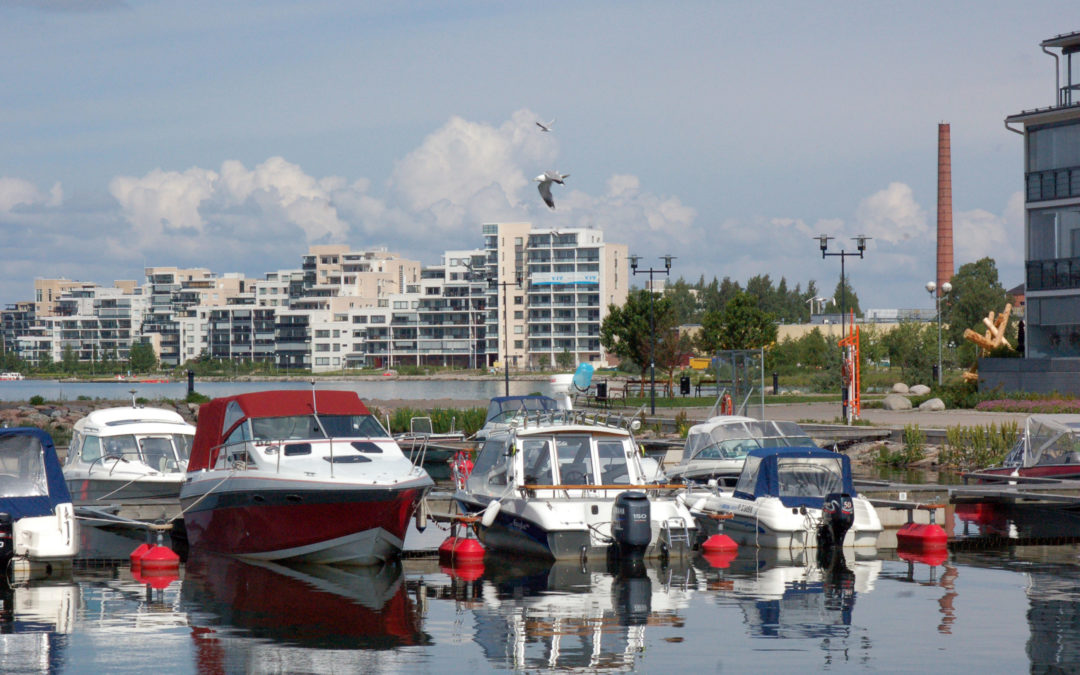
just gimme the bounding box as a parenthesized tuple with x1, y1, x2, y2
(441, 561, 485, 581)
(897, 548, 949, 567)
(702, 550, 738, 569)
(438, 536, 485, 564)
(139, 544, 181, 571)
(896, 522, 948, 553)
(130, 543, 151, 569)
(702, 534, 738, 554)
(132, 568, 179, 589)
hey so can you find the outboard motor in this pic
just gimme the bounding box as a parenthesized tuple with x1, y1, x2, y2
(0, 512, 13, 572)
(612, 491, 652, 557)
(612, 567, 651, 626)
(816, 492, 854, 551)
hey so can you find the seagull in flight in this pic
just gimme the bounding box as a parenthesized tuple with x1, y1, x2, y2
(536, 118, 555, 132)
(535, 171, 569, 209)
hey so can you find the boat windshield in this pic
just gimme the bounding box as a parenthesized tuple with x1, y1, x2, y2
(688, 420, 815, 461)
(776, 457, 845, 498)
(0, 433, 48, 498)
(250, 414, 388, 441)
(93, 433, 192, 473)
(1025, 418, 1080, 466)
(466, 436, 513, 494)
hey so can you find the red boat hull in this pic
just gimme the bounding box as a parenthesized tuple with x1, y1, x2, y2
(181, 482, 424, 565)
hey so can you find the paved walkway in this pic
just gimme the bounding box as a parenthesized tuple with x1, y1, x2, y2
(369, 396, 1030, 431)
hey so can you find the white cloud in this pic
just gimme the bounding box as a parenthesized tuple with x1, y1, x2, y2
(0, 177, 62, 212)
(953, 191, 1025, 267)
(854, 182, 928, 244)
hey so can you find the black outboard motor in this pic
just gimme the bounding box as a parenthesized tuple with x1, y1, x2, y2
(612, 491, 651, 557)
(816, 492, 854, 551)
(0, 512, 13, 572)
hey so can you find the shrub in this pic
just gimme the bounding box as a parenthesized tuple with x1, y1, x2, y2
(29, 395, 44, 405)
(186, 391, 211, 404)
(387, 407, 487, 436)
(940, 421, 1019, 469)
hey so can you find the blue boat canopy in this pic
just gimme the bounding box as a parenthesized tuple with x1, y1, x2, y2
(0, 427, 72, 520)
(732, 446, 856, 509)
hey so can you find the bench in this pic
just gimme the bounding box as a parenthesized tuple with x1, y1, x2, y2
(695, 378, 719, 397)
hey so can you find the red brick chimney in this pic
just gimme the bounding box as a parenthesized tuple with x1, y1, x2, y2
(936, 123, 954, 294)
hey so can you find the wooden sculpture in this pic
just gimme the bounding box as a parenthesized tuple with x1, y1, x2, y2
(961, 303, 1013, 382)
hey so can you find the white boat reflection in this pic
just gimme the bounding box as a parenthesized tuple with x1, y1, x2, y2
(698, 548, 881, 639)
(467, 557, 696, 671)
(0, 578, 78, 674)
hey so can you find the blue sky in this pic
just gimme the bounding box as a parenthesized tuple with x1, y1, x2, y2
(0, 1, 1071, 312)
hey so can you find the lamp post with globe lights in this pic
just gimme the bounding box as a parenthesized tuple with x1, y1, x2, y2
(925, 280, 952, 386)
(629, 254, 674, 416)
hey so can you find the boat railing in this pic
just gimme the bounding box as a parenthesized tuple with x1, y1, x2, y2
(210, 436, 400, 477)
(518, 482, 686, 497)
(512, 408, 640, 434)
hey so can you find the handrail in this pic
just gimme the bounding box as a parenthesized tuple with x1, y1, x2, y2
(520, 483, 685, 490)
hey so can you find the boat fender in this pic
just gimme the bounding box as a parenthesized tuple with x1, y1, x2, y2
(415, 499, 428, 532)
(690, 497, 708, 513)
(481, 500, 501, 528)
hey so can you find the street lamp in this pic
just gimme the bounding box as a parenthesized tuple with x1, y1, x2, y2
(489, 271, 523, 396)
(925, 280, 952, 386)
(629, 254, 674, 415)
(814, 234, 870, 420)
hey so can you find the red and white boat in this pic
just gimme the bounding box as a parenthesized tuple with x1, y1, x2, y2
(978, 414, 1080, 481)
(179, 390, 433, 565)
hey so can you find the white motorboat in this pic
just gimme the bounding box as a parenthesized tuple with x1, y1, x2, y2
(692, 446, 881, 550)
(473, 394, 561, 441)
(455, 411, 696, 560)
(179, 389, 433, 565)
(0, 427, 78, 575)
(65, 404, 195, 503)
(668, 415, 816, 487)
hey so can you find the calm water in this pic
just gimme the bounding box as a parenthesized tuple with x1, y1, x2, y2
(0, 378, 556, 403)
(6, 529, 1079, 674)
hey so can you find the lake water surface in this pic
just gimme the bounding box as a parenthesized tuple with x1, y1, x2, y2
(6, 532, 1077, 674)
(0, 378, 557, 403)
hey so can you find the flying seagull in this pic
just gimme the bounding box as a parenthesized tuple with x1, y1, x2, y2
(536, 118, 555, 132)
(535, 171, 569, 209)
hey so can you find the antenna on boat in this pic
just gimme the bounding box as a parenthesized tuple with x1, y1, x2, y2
(129, 389, 138, 408)
(310, 379, 318, 416)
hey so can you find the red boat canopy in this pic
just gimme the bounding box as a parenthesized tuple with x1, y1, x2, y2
(188, 390, 372, 472)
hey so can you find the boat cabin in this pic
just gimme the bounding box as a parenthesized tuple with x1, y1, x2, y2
(732, 447, 856, 509)
(466, 423, 647, 495)
(1002, 414, 1080, 468)
(188, 390, 398, 473)
(682, 417, 815, 463)
(0, 428, 72, 517)
(68, 408, 194, 475)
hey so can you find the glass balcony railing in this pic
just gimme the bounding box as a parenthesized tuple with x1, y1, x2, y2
(1027, 257, 1080, 291)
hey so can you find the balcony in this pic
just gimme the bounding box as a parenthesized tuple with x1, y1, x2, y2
(1027, 257, 1080, 291)
(1026, 167, 1080, 203)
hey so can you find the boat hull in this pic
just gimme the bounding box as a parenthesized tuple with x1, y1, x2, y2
(696, 495, 882, 550)
(181, 475, 429, 565)
(66, 476, 183, 503)
(456, 493, 695, 561)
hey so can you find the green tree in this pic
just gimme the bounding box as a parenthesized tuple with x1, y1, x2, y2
(698, 291, 779, 353)
(831, 278, 862, 319)
(600, 290, 682, 376)
(37, 352, 55, 373)
(61, 344, 78, 374)
(556, 349, 574, 370)
(666, 279, 699, 324)
(128, 341, 158, 373)
(941, 257, 1012, 364)
(882, 321, 937, 381)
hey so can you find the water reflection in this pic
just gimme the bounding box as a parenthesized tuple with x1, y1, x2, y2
(957, 546, 1080, 673)
(181, 553, 428, 658)
(700, 548, 879, 644)
(0, 578, 75, 674)
(957, 501, 1080, 542)
(463, 556, 696, 672)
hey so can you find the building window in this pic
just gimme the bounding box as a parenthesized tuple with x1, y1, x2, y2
(514, 296, 523, 305)
(514, 311, 523, 319)
(514, 340, 524, 349)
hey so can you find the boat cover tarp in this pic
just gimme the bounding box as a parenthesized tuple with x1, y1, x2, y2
(189, 390, 371, 472)
(732, 446, 856, 509)
(0, 427, 72, 520)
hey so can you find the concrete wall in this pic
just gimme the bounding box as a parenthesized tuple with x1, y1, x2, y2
(978, 357, 1080, 395)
